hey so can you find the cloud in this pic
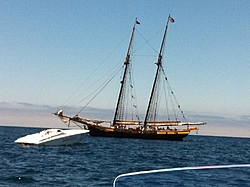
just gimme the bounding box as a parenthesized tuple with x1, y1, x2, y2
(186, 113, 250, 137)
(0, 102, 250, 137)
(0, 102, 114, 128)
(241, 115, 250, 121)
(0, 102, 60, 128)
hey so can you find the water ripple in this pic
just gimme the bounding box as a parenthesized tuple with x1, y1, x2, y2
(1, 126, 250, 186)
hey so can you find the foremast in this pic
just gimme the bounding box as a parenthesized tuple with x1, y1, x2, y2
(113, 18, 140, 125)
(144, 15, 173, 128)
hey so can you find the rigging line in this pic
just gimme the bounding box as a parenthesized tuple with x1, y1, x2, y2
(161, 68, 178, 120)
(163, 80, 170, 120)
(157, 65, 169, 119)
(157, 61, 172, 120)
(127, 52, 140, 121)
(61, 62, 122, 113)
(134, 55, 158, 57)
(75, 65, 123, 111)
(68, 62, 123, 109)
(128, 70, 139, 121)
(157, 72, 166, 120)
(156, 68, 166, 121)
(135, 27, 166, 55)
(135, 29, 158, 54)
(161, 67, 187, 121)
(76, 66, 123, 115)
(59, 31, 131, 109)
(130, 69, 140, 121)
(161, 68, 178, 119)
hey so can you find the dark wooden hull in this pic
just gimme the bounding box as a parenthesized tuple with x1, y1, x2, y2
(87, 124, 189, 141)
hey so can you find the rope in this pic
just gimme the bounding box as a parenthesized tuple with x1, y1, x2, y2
(76, 66, 123, 115)
(70, 62, 122, 108)
(135, 28, 165, 55)
(113, 164, 250, 187)
(59, 31, 131, 110)
(161, 66, 187, 121)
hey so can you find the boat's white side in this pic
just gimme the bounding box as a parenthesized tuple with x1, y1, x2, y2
(14, 129, 89, 146)
(113, 164, 250, 187)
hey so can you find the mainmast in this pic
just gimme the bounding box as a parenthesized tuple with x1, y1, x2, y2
(144, 15, 174, 127)
(113, 18, 140, 125)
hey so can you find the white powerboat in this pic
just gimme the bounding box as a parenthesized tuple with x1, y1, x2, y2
(14, 128, 89, 146)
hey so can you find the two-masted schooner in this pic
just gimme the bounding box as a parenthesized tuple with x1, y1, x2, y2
(55, 15, 206, 141)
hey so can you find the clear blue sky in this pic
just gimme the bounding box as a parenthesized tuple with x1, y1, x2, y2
(1, 1, 250, 135)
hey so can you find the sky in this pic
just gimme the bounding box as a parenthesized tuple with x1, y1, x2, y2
(1, 0, 250, 137)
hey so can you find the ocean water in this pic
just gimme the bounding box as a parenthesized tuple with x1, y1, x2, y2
(1, 126, 250, 187)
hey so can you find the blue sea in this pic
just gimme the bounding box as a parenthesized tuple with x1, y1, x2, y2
(1, 126, 250, 187)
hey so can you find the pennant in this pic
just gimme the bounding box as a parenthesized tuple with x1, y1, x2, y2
(136, 20, 140, 24)
(169, 17, 175, 23)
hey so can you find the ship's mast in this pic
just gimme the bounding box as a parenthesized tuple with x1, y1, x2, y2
(144, 15, 172, 127)
(113, 18, 139, 125)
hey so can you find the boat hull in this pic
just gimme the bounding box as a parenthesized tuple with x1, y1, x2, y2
(14, 129, 89, 146)
(87, 124, 189, 141)
(39, 131, 88, 146)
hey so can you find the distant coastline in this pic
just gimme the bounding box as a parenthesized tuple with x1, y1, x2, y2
(0, 102, 250, 138)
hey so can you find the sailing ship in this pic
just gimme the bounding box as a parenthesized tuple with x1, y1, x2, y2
(55, 15, 206, 141)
